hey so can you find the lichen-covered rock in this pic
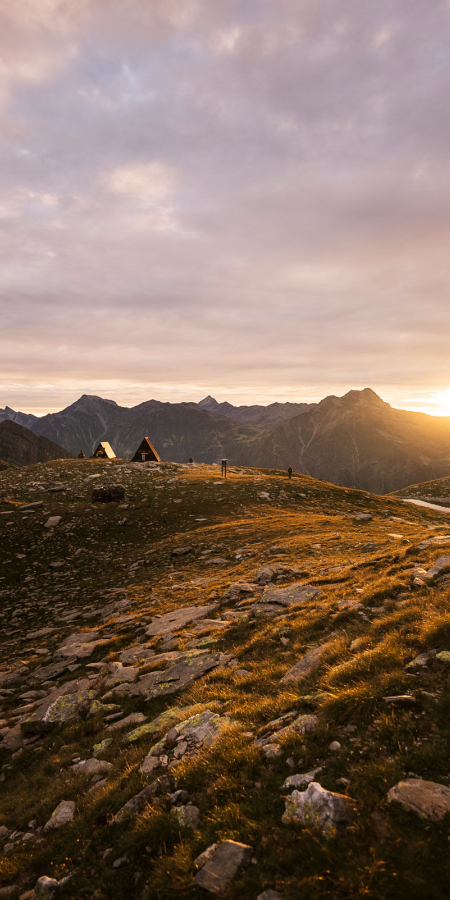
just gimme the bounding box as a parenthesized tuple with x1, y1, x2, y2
(262, 583, 322, 607)
(140, 709, 230, 771)
(21, 686, 97, 735)
(388, 779, 450, 821)
(44, 800, 75, 833)
(130, 651, 224, 700)
(282, 782, 355, 834)
(123, 706, 191, 744)
(171, 804, 199, 830)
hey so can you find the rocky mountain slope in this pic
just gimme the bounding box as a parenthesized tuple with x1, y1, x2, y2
(1, 459, 450, 898)
(196, 396, 315, 428)
(251, 388, 450, 493)
(0, 407, 38, 430)
(0, 421, 73, 467)
(394, 474, 450, 508)
(3, 389, 450, 492)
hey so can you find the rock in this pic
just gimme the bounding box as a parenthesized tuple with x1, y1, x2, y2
(264, 583, 322, 608)
(226, 583, 256, 600)
(282, 768, 322, 789)
(20, 501, 44, 510)
(43, 800, 75, 832)
(329, 741, 341, 751)
(423, 557, 450, 582)
(255, 714, 318, 753)
(104, 663, 139, 687)
(388, 779, 450, 820)
(436, 651, 450, 663)
(194, 840, 253, 894)
(119, 646, 155, 664)
(171, 546, 193, 556)
(145, 604, 218, 637)
(171, 804, 200, 829)
(123, 706, 190, 744)
(281, 647, 323, 682)
(257, 892, 283, 900)
(72, 758, 112, 776)
(418, 535, 450, 550)
(106, 712, 146, 732)
(354, 513, 372, 523)
(405, 651, 435, 671)
(0, 887, 18, 899)
(194, 843, 218, 867)
(384, 695, 416, 705)
(282, 782, 355, 834)
(140, 754, 163, 776)
(114, 775, 175, 822)
(91, 484, 125, 503)
(130, 651, 224, 700)
(34, 876, 59, 899)
(140, 709, 230, 771)
(44, 516, 61, 528)
(21, 683, 98, 734)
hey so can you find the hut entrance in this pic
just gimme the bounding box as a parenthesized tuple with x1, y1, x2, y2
(131, 437, 160, 463)
(92, 442, 116, 459)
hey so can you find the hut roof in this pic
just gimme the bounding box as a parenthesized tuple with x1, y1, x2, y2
(92, 441, 116, 459)
(131, 436, 161, 463)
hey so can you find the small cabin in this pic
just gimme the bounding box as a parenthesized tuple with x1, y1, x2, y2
(92, 441, 116, 460)
(131, 437, 161, 463)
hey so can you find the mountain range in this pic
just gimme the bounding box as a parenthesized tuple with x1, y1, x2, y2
(2, 388, 450, 493)
(0, 420, 73, 468)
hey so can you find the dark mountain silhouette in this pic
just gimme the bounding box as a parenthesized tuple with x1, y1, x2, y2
(0, 405, 38, 430)
(3, 389, 450, 492)
(0, 420, 73, 467)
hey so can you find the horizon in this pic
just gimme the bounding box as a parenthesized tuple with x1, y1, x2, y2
(3, 384, 450, 419)
(1, 2, 450, 417)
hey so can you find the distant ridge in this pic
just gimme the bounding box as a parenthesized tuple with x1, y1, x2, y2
(2, 388, 450, 492)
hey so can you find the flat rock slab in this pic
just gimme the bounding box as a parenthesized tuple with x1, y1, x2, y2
(146, 604, 218, 637)
(194, 840, 253, 894)
(388, 779, 450, 821)
(262, 583, 322, 608)
(424, 557, 450, 581)
(107, 712, 146, 732)
(21, 679, 98, 734)
(281, 646, 323, 682)
(418, 536, 450, 550)
(130, 651, 224, 700)
(282, 782, 355, 834)
(44, 800, 75, 832)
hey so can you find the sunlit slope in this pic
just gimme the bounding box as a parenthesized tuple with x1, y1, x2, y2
(0, 460, 450, 899)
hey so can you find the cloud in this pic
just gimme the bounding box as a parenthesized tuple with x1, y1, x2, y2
(1, 0, 450, 412)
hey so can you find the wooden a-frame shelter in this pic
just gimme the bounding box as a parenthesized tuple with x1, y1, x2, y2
(131, 437, 161, 463)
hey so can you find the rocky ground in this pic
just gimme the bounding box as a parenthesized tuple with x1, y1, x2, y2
(1, 459, 450, 899)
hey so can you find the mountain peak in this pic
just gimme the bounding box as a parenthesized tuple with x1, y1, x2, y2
(198, 396, 220, 410)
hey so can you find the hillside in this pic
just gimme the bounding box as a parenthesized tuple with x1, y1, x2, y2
(1, 459, 450, 898)
(0, 406, 38, 430)
(0, 421, 73, 467)
(394, 474, 450, 508)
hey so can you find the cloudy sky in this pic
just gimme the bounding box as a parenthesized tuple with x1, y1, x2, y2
(1, 0, 450, 415)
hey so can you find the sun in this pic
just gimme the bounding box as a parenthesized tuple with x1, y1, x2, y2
(434, 389, 450, 416)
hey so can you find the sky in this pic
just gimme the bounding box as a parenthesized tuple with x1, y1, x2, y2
(1, 0, 450, 416)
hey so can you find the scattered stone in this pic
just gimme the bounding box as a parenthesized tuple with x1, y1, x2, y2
(354, 513, 373, 523)
(255, 713, 318, 750)
(405, 651, 436, 671)
(44, 516, 61, 528)
(171, 546, 193, 556)
(423, 557, 450, 582)
(388, 779, 450, 820)
(282, 768, 323, 789)
(140, 709, 230, 771)
(21, 679, 98, 735)
(281, 647, 323, 682)
(282, 782, 355, 834)
(130, 651, 225, 699)
(329, 740, 341, 751)
(257, 892, 283, 900)
(384, 695, 416, 705)
(171, 804, 200, 829)
(123, 706, 190, 745)
(72, 758, 112, 776)
(418, 536, 450, 550)
(194, 840, 253, 894)
(91, 484, 125, 503)
(436, 651, 450, 664)
(145, 605, 218, 637)
(114, 775, 175, 822)
(107, 711, 146, 732)
(259, 582, 322, 609)
(34, 877, 59, 899)
(43, 800, 75, 832)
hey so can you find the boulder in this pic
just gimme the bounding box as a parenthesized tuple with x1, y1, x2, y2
(130, 651, 224, 700)
(388, 779, 450, 821)
(44, 800, 75, 832)
(282, 782, 355, 834)
(35, 877, 59, 899)
(171, 805, 199, 830)
(194, 840, 253, 894)
(91, 484, 125, 503)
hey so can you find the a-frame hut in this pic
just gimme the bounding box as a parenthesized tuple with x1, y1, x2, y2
(92, 441, 116, 459)
(131, 437, 161, 463)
